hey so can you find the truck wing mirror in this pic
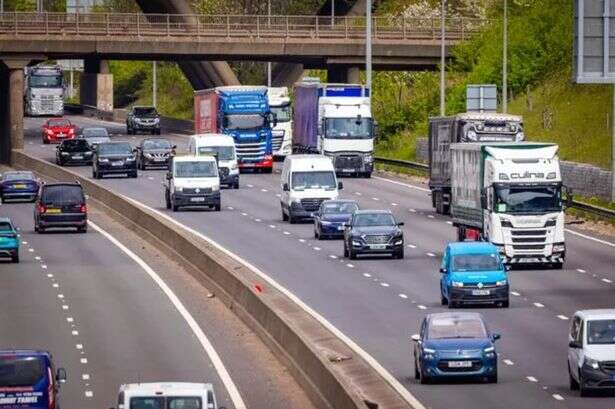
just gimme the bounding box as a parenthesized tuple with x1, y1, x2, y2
(166, 172, 172, 180)
(56, 367, 67, 383)
(439, 267, 447, 274)
(270, 113, 278, 127)
(480, 189, 488, 209)
(283, 183, 290, 192)
(338, 181, 344, 190)
(563, 186, 573, 209)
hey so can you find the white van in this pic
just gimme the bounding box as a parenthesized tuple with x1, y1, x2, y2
(114, 382, 225, 409)
(164, 155, 221, 212)
(188, 134, 239, 189)
(280, 154, 342, 223)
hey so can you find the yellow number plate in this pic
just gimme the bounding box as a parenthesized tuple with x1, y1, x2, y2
(13, 184, 26, 189)
(46, 208, 61, 214)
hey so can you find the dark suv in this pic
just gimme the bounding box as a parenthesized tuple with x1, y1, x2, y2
(93, 142, 137, 179)
(56, 139, 94, 166)
(126, 106, 161, 135)
(343, 210, 404, 259)
(34, 183, 88, 233)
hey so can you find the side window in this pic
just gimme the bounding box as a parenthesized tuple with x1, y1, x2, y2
(118, 392, 124, 406)
(576, 319, 584, 344)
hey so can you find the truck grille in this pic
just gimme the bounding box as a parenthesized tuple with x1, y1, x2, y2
(182, 187, 212, 195)
(512, 244, 545, 250)
(512, 230, 546, 236)
(272, 130, 284, 152)
(334, 155, 362, 170)
(437, 360, 482, 373)
(601, 361, 615, 373)
(235, 141, 267, 162)
(510, 229, 547, 254)
(364, 235, 390, 244)
(512, 237, 546, 243)
(300, 198, 325, 212)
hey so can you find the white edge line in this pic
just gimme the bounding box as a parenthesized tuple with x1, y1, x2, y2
(120, 195, 426, 409)
(372, 175, 430, 193)
(88, 220, 247, 409)
(565, 229, 615, 248)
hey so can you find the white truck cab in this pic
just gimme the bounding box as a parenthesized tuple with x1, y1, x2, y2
(280, 154, 342, 223)
(164, 155, 221, 212)
(115, 382, 225, 409)
(188, 134, 239, 189)
(268, 87, 293, 157)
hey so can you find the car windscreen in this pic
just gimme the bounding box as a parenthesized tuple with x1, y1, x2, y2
(322, 202, 358, 215)
(29, 74, 62, 88)
(198, 146, 235, 161)
(428, 316, 487, 340)
(98, 143, 132, 155)
(61, 140, 90, 152)
(175, 161, 217, 178)
(41, 185, 84, 205)
(82, 128, 108, 138)
(48, 119, 70, 127)
(143, 139, 171, 150)
(130, 397, 164, 409)
(0, 222, 12, 231)
(0, 356, 46, 387)
(587, 319, 615, 345)
(452, 254, 500, 272)
(134, 107, 158, 117)
(353, 213, 395, 227)
(291, 171, 336, 190)
(2, 172, 34, 181)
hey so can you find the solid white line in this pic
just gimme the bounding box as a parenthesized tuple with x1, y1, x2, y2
(119, 195, 426, 409)
(372, 175, 431, 193)
(602, 278, 613, 283)
(526, 376, 538, 382)
(565, 229, 615, 248)
(511, 291, 521, 296)
(557, 315, 569, 320)
(552, 394, 564, 401)
(88, 221, 247, 409)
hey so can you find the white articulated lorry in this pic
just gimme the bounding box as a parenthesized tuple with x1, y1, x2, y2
(24, 65, 65, 116)
(268, 87, 293, 157)
(450, 142, 570, 268)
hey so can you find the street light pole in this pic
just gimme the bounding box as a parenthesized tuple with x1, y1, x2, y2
(366, 0, 372, 92)
(440, 0, 446, 116)
(152, 61, 157, 108)
(503, 0, 508, 113)
(331, 0, 335, 27)
(267, 0, 272, 87)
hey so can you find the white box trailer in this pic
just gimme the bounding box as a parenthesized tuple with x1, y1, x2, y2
(451, 142, 569, 268)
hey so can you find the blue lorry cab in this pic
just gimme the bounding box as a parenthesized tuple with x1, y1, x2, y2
(0, 350, 66, 409)
(440, 242, 510, 308)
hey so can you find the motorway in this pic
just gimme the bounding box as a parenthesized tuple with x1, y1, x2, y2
(22, 114, 615, 409)
(0, 165, 314, 409)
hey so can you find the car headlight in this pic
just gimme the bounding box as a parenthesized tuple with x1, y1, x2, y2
(394, 239, 403, 245)
(85, 151, 93, 156)
(484, 346, 496, 357)
(452, 281, 464, 288)
(98, 158, 109, 163)
(61, 152, 69, 156)
(423, 347, 436, 360)
(553, 244, 566, 253)
(585, 357, 600, 370)
(144, 153, 153, 159)
(212, 185, 220, 192)
(154, 118, 160, 124)
(352, 240, 362, 247)
(126, 156, 136, 162)
(496, 280, 508, 287)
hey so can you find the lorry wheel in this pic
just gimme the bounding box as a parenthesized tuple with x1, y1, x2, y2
(233, 181, 239, 189)
(214, 203, 221, 211)
(343, 243, 349, 258)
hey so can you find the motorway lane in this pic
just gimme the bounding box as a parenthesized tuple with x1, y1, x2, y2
(23, 115, 615, 408)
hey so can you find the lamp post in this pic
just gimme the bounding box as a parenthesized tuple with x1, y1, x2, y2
(440, 0, 446, 116)
(267, 0, 272, 87)
(366, 0, 372, 92)
(152, 61, 157, 108)
(502, 0, 508, 113)
(331, 0, 335, 27)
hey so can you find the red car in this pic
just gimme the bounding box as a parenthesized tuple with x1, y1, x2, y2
(42, 118, 76, 144)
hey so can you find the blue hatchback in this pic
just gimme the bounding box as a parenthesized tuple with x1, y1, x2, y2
(440, 242, 510, 308)
(0, 218, 19, 263)
(313, 200, 359, 240)
(412, 312, 500, 384)
(0, 350, 66, 409)
(0, 171, 39, 202)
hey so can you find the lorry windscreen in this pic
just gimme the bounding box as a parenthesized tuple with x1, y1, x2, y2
(271, 105, 291, 122)
(175, 161, 217, 178)
(494, 185, 561, 214)
(291, 171, 336, 190)
(0, 356, 46, 387)
(325, 118, 372, 139)
(29, 75, 62, 88)
(224, 114, 265, 130)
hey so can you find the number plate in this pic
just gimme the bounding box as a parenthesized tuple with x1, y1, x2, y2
(190, 197, 206, 202)
(472, 289, 490, 296)
(370, 244, 387, 250)
(153, 157, 166, 162)
(448, 361, 472, 368)
(46, 208, 61, 214)
(72, 155, 84, 160)
(111, 161, 124, 166)
(337, 226, 345, 231)
(342, 168, 354, 173)
(13, 184, 26, 189)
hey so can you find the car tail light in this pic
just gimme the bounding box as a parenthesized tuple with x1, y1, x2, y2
(47, 367, 54, 409)
(38, 204, 47, 214)
(79, 204, 87, 213)
(68, 128, 75, 135)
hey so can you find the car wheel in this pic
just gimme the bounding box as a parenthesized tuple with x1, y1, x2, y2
(419, 367, 431, 385)
(233, 181, 239, 189)
(289, 213, 296, 224)
(395, 248, 404, 259)
(165, 191, 171, 209)
(569, 364, 579, 391)
(343, 242, 349, 258)
(440, 289, 448, 306)
(501, 299, 510, 308)
(579, 372, 590, 397)
(37, 226, 45, 234)
(43, 139, 50, 145)
(130, 171, 138, 178)
(214, 203, 221, 212)
(11, 252, 19, 263)
(448, 299, 458, 309)
(156, 129, 161, 135)
(487, 370, 498, 384)
(281, 208, 288, 221)
(552, 262, 564, 270)
(414, 360, 420, 380)
(314, 229, 320, 239)
(171, 196, 179, 212)
(78, 225, 87, 233)
(349, 248, 357, 260)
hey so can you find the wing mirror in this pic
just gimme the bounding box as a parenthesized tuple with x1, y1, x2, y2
(397, 222, 404, 227)
(411, 334, 420, 342)
(569, 340, 582, 349)
(338, 181, 344, 190)
(491, 333, 501, 342)
(56, 367, 67, 384)
(282, 183, 290, 192)
(480, 188, 488, 209)
(166, 172, 172, 180)
(439, 267, 448, 274)
(563, 186, 573, 209)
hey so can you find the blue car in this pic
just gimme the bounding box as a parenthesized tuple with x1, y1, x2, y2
(0, 171, 39, 202)
(0, 218, 19, 263)
(440, 242, 509, 308)
(313, 200, 359, 240)
(412, 312, 500, 384)
(0, 350, 66, 408)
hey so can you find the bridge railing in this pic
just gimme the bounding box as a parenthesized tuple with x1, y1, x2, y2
(0, 12, 485, 41)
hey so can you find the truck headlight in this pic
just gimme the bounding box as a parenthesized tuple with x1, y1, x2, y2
(452, 281, 464, 288)
(515, 132, 525, 142)
(466, 130, 477, 141)
(154, 118, 160, 124)
(98, 158, 109, 163)
(175, 187, 183, 192)
(352, 240, 362, 247)
(231, 162, 238, 170)
(364, 154, 373, 163)
(496, 280, 508, 287)
(144, 153, 153, 159)
(553, 244, 566, 253)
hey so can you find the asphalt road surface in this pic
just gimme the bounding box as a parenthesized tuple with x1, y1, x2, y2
(21, 114, 615, 409)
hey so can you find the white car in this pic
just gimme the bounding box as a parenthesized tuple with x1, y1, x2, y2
(568, 309, 615, 396)
(113, 382, 225, 409)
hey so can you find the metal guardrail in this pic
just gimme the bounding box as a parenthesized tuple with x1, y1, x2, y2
(374, 156, 615, 221)
(0, 12, 484, 41)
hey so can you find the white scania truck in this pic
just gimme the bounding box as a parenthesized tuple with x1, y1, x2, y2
(268, 87, 293, 158)
(450, 142, 569, 268)
(24, 65, 65, 116)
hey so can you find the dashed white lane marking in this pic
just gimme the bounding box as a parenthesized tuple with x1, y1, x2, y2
(372, 176, 431, 193)
(89, 221, 247, 409)
(329, 255, 338, 259)
(28, 248, 34, 252)
(346, 263, 354, 268)
(66, 317, 74, 323)
(76, 344, 83, 350)
(85, 391, 93, 398)
(246, 184, 254, 188)
(52, 283, 59, 288)
(80, 358, 88, 364)
(82, 374, 90, 380)
(261, 188, 268, 192)
(363, 273, 371, 278)
(417, 305, 427, 310)
(254, 218, 261, 222)
(354, 192, 362, 196)
(372, 197, 380, 201)
(533, 302, 545, 308)
(227, 206, 234, 211)
(602, 278, 613, 283)
(380, 282, 390, 287)
(511, 291, 521, 296)
(298, 239, 306, 243)
(408, 208, 416, 213)
(62, 305, 69, 310)
(427, 215, 435, 219)
(47, 273, 53, 278)
(313, 247, 321, 251)
(407, 244, 417, 249)
(71, 330, 79, 336)
(557, 315, 569, 320)
(147, 176, 154, 181)
(552, 394, 564, 401)
(503, 359, 514, 366)
(283, 231, 291, 235)
(119, 195, 426, 409)
(35, 256, 41, 261)
(241, 212, 248, 216)
(21, 241, 27, 245)
(57, 294, 64, 299)
(426, 252, 436, 257)
(391, 203, 398, 206)
(576, 268, 586, 273)
(399, 294, 408, 299)
(526, 376, 538, 382)
(268, 224, 276, 229)
(446, 221, 453, 225)
(41, 264, 47, 269)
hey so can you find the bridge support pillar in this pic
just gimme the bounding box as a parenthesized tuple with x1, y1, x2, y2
(0, 58, 28, 164)
(327, 65, 361, 83)
(80, 58, 114, 112)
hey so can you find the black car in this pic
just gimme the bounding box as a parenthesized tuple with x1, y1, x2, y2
(126, 106, 161, 135)
(34, 183, 88, 233)
(93, 142, 137, 179)
(80, 127, 111, 150)
(314, 200, 359, 240)
(56, 139, 94, 166)
(136, 138, 175, 170)
(343, 210, 404, 259)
